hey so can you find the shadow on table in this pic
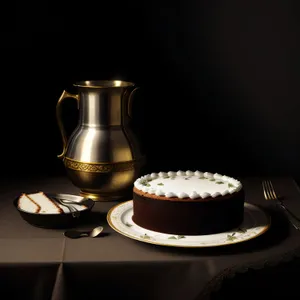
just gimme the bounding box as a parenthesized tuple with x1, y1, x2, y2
(135, 206, 293, 257)
(72, 211, 108, 229)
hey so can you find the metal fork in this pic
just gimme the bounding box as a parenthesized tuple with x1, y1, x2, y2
(51, 197, 80, 218)
(262, 180, 300, 230)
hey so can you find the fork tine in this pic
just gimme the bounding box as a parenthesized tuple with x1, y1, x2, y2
(265, 180, 275, 199)
(264, 181, 271, 200)
(268, 181, 278, 199)
(262, 181, 266, 199)
(262, 181, 270, 200)
(266, 180, 276, 200)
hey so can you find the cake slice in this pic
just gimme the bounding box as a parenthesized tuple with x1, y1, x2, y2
(27, 192, 63, 214)
(18, 193, 40, 213)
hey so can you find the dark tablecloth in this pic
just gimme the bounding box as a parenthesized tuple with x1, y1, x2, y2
(1, 176, 300, 300)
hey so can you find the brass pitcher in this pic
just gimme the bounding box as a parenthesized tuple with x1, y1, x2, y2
(56, 80, 144, 201)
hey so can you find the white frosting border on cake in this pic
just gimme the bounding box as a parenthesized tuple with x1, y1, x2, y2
(134, 171, 242, 199)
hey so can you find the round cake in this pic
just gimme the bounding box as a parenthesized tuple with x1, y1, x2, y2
(132, 171, 245, 235)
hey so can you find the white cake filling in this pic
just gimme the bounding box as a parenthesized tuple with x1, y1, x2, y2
(18, 194, 39, 213)
(134, 171, 242, 199)
(28, 192, 62, 214)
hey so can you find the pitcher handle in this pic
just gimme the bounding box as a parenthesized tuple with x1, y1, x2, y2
(127, 87, 139, 118)
(56, 90, 79, 159)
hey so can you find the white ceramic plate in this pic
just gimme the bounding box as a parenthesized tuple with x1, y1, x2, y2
(107, 201, 270, 248)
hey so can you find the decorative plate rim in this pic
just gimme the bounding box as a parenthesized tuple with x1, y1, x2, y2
(107, 200, 271, 248)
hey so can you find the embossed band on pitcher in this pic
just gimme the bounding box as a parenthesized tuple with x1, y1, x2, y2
(63, 157, 142, 173)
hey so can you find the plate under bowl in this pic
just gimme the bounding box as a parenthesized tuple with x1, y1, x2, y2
(14, 193, 95, 229)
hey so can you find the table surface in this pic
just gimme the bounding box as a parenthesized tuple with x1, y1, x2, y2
(1, 176, 300, 300)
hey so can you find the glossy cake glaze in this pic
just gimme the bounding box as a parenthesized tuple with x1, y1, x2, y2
(132, 171, 245, 235)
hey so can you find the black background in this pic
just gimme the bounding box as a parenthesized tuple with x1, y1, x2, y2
(1, 0, 300, 180)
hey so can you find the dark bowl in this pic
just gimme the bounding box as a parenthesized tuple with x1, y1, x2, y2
(13, 193, 95, 229)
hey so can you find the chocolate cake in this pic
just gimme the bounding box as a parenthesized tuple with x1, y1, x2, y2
(132, 171, 245, 235)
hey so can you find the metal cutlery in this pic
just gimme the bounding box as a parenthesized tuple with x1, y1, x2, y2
(56, 197, 90, 206)
(50, 196, 80, 218)
(64, 226, 104, 239)
(262, 180, 300, 230)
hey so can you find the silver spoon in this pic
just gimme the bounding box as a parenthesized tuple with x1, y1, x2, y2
(64, 226, 104, 239)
